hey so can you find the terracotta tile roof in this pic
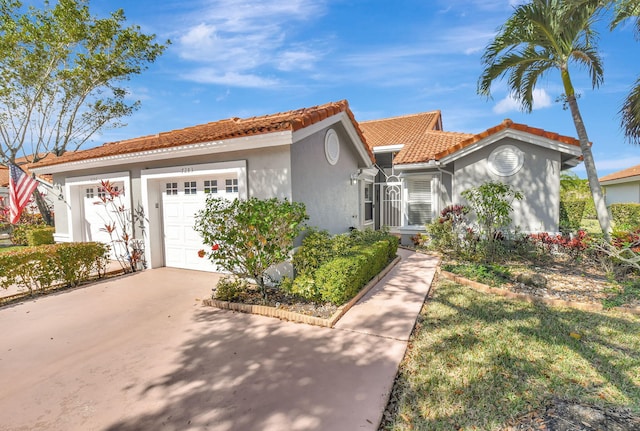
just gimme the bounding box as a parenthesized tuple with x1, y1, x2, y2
(33, 100, 373, 168)
(386, 118, 581, 165)
(0, 166, 7, 188)
(359, 111, 442, 148)
(433, 119, 581, 162)
(393, 130, 473, 164)
(600, 163, 640, 183)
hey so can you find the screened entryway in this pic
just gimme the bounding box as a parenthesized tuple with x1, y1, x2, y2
(376, 174, 437, 230)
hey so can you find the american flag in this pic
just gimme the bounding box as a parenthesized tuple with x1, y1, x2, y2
(9, 162, 39, 224)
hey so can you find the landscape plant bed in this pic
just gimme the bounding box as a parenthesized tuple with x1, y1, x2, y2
(0, 267, 126, 307)
(441, 257, 640, 312)
(380, 277, 640, 430)
(203, 255, 401, 327)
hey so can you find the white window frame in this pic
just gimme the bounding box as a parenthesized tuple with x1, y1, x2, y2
(403, 175, 435, 228)
(363, 180, 374, 226)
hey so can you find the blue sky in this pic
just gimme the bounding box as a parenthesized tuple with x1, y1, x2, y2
(89, 0, 640, 178)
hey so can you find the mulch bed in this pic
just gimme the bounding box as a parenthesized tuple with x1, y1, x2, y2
(506, 398, 640, 431)
(224, 285, 338, 319)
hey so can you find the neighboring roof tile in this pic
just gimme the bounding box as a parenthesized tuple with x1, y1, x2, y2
(1, 155, 54, 186)
(359, 111, 442, 148)
(33, 100, 373, 168)
(433, 119, 581, 162)
(0, 166, 7, 188)
(600, 163, 640, 183)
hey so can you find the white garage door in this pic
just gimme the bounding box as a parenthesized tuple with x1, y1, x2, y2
(81, 182, 127, 259)
(162, 175, 238, 272)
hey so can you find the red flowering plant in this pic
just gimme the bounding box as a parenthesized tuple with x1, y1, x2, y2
(194, 197, 307, 300)
(94, 180, 146, 273)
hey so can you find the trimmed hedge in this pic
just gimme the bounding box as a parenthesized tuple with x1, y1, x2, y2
(283, 230, 399, 305)
(315, 239, 394, 305)
(0, 242, 110, 294)
(26, 227, 55, 246)
(611, 203, 640, 230)
(559, 200, 585, 233)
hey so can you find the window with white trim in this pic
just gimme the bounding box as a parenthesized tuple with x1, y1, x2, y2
(204, 180, 218, 194)
(184, 181, 197, 195)
(364, 182, 374, 223)
(406, 177, 433, 226)
(166, 182, 178, 195)
(225, 178, 238, 193)
(85, 188, 94, 198)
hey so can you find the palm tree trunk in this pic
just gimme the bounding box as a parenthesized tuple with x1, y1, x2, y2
(562, 70, 612, 241)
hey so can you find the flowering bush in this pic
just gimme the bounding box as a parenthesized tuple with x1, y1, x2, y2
(194, 197, 308, 300)
(529, 230, 591, 259)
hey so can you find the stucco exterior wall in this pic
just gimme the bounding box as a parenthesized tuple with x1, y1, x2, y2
(604, 181, 640, 205)
(290, 124, 362, 234)
(51, 145, 292, 240)
(452, 138, 561, 233)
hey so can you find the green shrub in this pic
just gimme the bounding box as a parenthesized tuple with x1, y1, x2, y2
(26, 227, 55, 246)
(610, 203, 640, 230)
(284, 231, 399, 304)
(214, 276, 248, 301)
(280, 273, 320, 301)
(0, 242, 109, 293)
(56, 242, 109, 287)
(194, 197, 307, 300)
(315, 239, 394, 305)
(292, 228, 333, 274)
(559, 200, 585, 233)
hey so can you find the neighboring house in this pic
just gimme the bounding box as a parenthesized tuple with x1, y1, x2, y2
(31, 99, 584, 271)
(31, 101, 376, 272)
(359, 112, 583, 244)
(600, 164, 640, 205)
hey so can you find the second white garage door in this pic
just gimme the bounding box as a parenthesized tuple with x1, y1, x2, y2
(161, 175, 238, 272)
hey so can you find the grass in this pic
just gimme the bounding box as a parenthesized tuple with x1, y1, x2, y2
(603, 279, 640, 309)
(441, 262, 512, 287)
(381, 279, 640, 430)
(0, 245, 24, 253)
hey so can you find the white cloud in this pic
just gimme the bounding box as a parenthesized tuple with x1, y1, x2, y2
(493, 89, 553, 114)
(174, 0, 327, 88)
(181, 69, 280, 88)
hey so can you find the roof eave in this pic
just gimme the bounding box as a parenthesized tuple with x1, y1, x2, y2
(32, 131, 294, 175)
(437, 128, 582, 165)
(600, 175, 640, 186)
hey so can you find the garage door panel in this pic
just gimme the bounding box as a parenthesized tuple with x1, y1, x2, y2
(161, 174, 236, 272)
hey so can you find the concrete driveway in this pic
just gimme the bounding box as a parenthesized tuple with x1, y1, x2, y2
(0, 249, 437, 431)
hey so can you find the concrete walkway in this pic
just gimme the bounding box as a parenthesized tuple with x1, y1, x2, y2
(0, 249, 438, 431)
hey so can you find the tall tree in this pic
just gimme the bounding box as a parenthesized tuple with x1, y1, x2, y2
(570, 0, 640, 144)
(610, 0, 640, 145)
(0, 0, 167, 224)
(478, 0, 612, 241)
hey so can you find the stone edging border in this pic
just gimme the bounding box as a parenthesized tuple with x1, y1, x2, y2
(438, 269, 640, 316)
(203, 255, 402, 327)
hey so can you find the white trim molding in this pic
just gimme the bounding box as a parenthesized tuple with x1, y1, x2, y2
(140, 160, 247, 269)
(33, 132, 291, 174)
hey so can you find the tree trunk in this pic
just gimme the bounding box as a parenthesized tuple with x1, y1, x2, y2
(32, 189, 53, 226)
(562, 69, 612, 242)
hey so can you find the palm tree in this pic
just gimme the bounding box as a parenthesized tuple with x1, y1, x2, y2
(570, 0, 640, 145)
(478, 0, 612, 241)
(610, 0, 640, 145)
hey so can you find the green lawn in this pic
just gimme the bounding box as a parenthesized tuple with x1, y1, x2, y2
(0, 245, 23, 253)
(381, 279, 640, 430)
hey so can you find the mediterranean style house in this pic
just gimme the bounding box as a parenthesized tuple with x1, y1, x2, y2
(31, 100, 583, 272)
